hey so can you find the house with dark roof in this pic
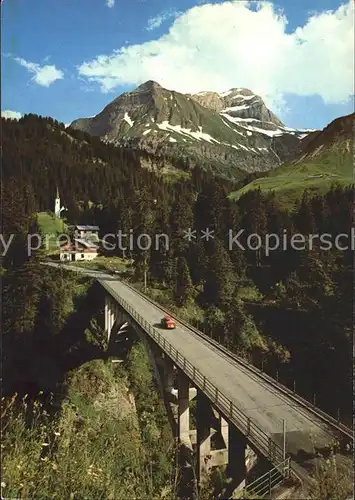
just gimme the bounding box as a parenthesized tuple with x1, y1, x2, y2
(74, 225, 100, 241)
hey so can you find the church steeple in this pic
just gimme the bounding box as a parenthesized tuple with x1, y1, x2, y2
(55, 186, 61, 218)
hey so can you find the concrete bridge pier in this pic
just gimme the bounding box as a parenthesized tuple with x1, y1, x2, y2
(177, 370, 192, 449)
(196, 392, 213, 482)
(105, 295, 118, 343)
(195, 392, 229, 487)
(227, 425, 247, 493)
(164, 356, 176, 397)
(105, 295, 130, 345)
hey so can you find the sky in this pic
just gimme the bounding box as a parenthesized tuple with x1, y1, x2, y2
(2, 0, 354, 129)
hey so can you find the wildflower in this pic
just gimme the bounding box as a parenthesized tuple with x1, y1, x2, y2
(52, 463, 58, 470)
(41, 443, 49, 447)
(1, 482, 6, 488)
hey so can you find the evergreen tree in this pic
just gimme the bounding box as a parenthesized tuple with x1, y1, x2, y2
(239, 189, 267, 267)
(194, 180, 229, 238)
(224, 299, 266, 354)
(149, 199, 171, 284)
(186, 240, 206, 285)
(169, 193, 194, 257)
(174, 256, 192, 306)
(202, 239, 235, 308)
(294, 190, 316, 234)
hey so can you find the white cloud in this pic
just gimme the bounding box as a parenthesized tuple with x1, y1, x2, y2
(78, 0, 354, 114)
(15, 57, 64, 87)
(146, 9, 181, 31)
(1, 110, 22, 120)
(106, 0, 115, 7)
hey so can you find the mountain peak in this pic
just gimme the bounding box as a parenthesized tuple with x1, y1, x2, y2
(135, 80, 163, 92)
(70, 79, 310, 179)
(219, 88, 254, 98)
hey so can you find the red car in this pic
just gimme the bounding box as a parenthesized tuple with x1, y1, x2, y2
(161, 315, 176, 329)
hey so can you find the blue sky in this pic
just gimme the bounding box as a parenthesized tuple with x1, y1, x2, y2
(2, 0, 354, 129)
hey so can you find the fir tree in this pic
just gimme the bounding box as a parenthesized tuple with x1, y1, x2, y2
(174, 256, 192, 306)
(202, 239, 235, 308)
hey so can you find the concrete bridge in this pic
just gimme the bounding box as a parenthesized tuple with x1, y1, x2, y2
(44, 263, 354, 497)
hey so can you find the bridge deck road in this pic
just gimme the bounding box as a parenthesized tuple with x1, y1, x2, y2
(101, 277, 338, 457)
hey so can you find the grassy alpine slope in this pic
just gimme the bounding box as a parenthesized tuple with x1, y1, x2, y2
(37, 212, 67, 253)
(229, 112, 354, 209)
(229, 150, 353, 209)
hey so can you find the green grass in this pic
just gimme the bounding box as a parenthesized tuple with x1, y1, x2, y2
(1, 357, 177, 500)
(37, 212, 66, 234)
(229, 151, 353, 209)
(68, 256, 132, 274)
(37, 212, 67, 253)
(160, 169, 191, 183)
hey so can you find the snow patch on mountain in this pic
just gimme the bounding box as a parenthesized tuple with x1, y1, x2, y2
(231, 94, 258, 101)
(219, 90, 233, 97)
(221, 113, 295, 138)
(123, 112, 134, 127)
(223, 104, 250, 112)
(157, 121, 220, 144)
(239, 124, 284, 137)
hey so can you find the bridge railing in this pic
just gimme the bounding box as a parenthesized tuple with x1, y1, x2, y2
(124, 280, 353, 438)
(241, 457, 291, 498)
(107, 287, 286, 466)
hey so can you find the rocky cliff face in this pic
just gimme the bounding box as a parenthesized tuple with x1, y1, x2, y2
(293, 112, 354, 162)
(189, 88, 283, 126)
(70, 81, 314, 179)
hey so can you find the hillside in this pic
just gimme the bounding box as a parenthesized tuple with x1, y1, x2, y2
(1, 114, 204, 221)
(70, 81, 313, 180)
(1, 265, 175, 499)
(229, 113, 354, 208)
(37, 212, 67, 251)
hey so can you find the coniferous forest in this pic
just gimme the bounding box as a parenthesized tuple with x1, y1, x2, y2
(1, 114, 353, 498)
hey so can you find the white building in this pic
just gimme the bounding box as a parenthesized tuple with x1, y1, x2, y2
(60, 238, 99, 262)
